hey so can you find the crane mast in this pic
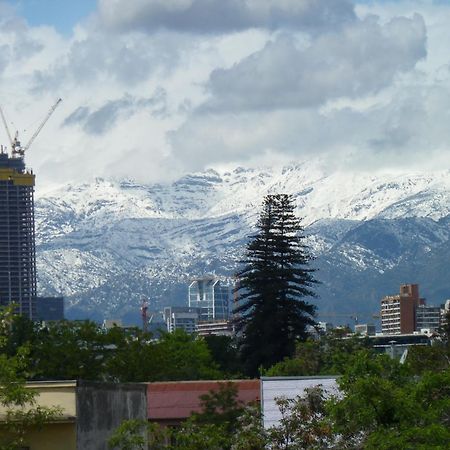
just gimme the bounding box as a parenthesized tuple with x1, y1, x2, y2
(0, 106, 13, 148)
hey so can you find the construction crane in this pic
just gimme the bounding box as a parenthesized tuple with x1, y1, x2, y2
(0, 98, 62, 158)
(0, 106, 14, 149)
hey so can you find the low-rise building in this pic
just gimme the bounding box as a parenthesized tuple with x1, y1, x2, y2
(196, 320, 234, 337)
(369, 332, 433, 359)
(163, 306, 199, 334)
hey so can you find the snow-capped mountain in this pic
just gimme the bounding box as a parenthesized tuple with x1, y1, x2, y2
(35, 161, 450, 324)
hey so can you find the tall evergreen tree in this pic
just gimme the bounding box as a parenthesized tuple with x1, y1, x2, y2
(234, 194, 318, 376)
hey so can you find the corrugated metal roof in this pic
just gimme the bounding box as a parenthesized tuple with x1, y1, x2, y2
(147, 379, 260, 419)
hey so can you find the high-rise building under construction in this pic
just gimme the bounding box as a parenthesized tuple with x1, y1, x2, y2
(0, 148, 36, 318)
(0, 99, 61, 320)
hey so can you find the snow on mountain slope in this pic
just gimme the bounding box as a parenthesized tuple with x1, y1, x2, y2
(34, 162, 450, 323)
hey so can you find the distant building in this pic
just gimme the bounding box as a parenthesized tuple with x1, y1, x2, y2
(163, 306, 199, 334)
(354, 323, 376, 336)
(188, 276, 230, 322)
(196, 320, 234, 337)
(36, 296, 64, 321)
(441, 300, 450, 326)
(415, 305, 441, 332)
(380, 284, 425, 334)
(317, 322, 333, 334)
(102, 319, 123, 330)
(369, 332, 433, 359)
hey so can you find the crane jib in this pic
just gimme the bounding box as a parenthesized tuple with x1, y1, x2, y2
(0, 98, 62, 158)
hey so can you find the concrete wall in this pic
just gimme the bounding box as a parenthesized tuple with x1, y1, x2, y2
(76, 381, 147, 450)
(0, 381, 77, 450)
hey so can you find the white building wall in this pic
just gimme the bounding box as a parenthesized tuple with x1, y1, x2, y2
(261, 376, 339, 429)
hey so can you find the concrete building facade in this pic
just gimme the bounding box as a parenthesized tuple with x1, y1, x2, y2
(163, 306, 199, 334)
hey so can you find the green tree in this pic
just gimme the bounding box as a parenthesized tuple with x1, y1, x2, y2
(108, 420, 169, 450)
(107, 329, 222, 382)
(171, 382, 249, 450)
(192, 382, 245, 434)
(265, 329, 369, 377)
(230, 403, 267, 450)
(31, 320, 110, 380)
(327, 351, 450, 449)
(267, 387, 334, 450)
(0, 306, 61, 450)
(406, 344, 449, 375)
(204, 335, 242, 377)
(235, 194, 318, 376)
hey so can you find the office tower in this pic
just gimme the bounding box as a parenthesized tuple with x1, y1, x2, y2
(0, 148, 36, 319)
(188, 276, 230, 322)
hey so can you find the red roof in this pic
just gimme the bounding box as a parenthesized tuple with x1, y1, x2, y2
(147, 379, 260, 420)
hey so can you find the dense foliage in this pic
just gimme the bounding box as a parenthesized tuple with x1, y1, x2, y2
(235, 194, 318, 375)
(3, 317, 222, 382)
(0, 306, 61, 450)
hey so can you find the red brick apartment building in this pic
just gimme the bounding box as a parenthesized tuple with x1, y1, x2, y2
(381, 284, 425, 334)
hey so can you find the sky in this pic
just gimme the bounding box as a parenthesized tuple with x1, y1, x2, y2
(0, 0, 450, 188)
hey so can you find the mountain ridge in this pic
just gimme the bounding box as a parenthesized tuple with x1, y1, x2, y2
(34, 162, 450, 324)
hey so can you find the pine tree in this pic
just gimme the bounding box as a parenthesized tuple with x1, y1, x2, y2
(234, 194, 318, 376)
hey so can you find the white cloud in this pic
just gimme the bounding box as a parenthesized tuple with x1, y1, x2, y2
(170, 82, 450, 173)
(1, 0, 450, 188)
(204, 14, 426, 110)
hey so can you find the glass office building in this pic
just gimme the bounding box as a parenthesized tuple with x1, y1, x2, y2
(188, 276, 230, 322)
